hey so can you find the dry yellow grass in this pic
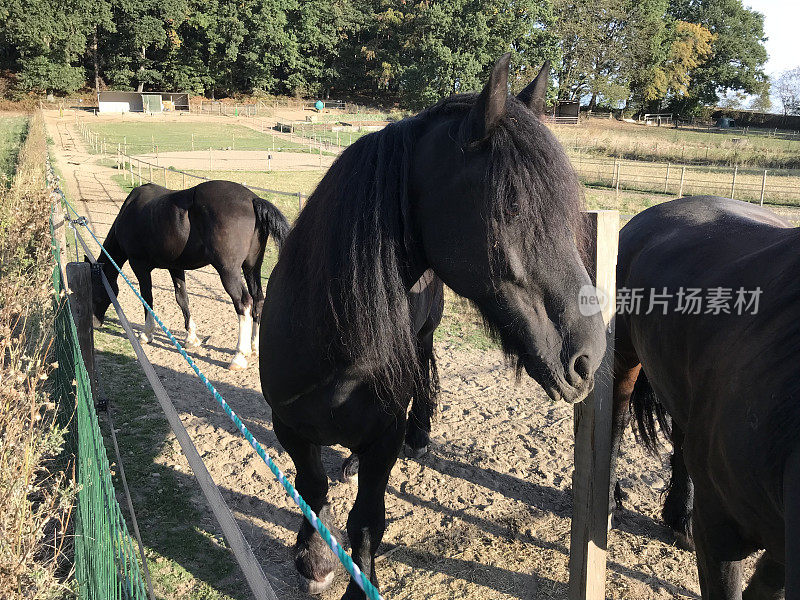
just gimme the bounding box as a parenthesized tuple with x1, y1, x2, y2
(0, 112, 75, 600)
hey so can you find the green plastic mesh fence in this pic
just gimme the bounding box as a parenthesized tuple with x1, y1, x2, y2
(50, 206, 149, 600)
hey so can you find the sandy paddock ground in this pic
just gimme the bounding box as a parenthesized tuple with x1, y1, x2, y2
(44, 109, 775, 600)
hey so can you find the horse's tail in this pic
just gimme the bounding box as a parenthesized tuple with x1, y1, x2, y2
(630, 368, 672, 454)
(252, 196, 290, 251)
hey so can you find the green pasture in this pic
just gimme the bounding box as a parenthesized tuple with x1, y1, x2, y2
(0, 115, 28, 184)
(85, 121, 315, 154)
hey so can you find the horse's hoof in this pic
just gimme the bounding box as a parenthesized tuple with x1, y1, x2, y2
(404, 443, 428, 459)
(138, 332, 153, 345)
(673, 531, 695, 552)
(340, 455, 359, 483)
(228, 353, 248, 371)
(298, 571, 335, 595)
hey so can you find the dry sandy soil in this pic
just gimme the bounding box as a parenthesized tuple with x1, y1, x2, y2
(45, 109, 773, 600)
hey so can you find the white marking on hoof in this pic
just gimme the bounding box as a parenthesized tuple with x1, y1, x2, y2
(139, 312, 155, 344)
(250, 322, 260, 356)
(228, 352, 248, 371)
(235, 307, 253, 357)
(185, 319, 201, 347)
(299, 571, 335, 595)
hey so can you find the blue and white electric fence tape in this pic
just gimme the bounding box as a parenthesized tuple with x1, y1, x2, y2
(56, 182, 383, 600)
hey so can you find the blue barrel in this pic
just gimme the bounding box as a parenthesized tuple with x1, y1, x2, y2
(315, 100, 324, 111)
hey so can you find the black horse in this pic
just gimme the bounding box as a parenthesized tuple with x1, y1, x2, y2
(90, 180, 289, 370)
(259, 55, 607, 599)
(611, 196, 800, 599)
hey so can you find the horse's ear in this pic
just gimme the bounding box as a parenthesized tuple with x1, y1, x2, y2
(517, 60, 550, 115)
(466, 53, 511, 140)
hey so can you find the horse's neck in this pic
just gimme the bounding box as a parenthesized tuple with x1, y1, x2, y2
(100, 226, 126, 288)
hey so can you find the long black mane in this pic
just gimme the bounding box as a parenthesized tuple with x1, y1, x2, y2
(279, 92, 585, 400)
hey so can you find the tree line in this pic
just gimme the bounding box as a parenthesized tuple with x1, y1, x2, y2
(0, 0, 769, 116)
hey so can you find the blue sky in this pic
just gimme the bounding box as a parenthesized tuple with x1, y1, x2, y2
(745, 0, 798, 75)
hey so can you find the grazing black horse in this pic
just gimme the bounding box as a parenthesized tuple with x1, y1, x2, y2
(611, 196, 800, 599)
(259, 54, 607, 599)
(90, 180, 289, 370)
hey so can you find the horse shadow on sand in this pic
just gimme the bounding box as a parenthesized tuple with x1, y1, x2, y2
(94, 323, 697, 600)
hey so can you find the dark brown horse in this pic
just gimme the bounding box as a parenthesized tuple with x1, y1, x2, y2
(612, 195, 800, 599)
(90, 180, 289, 370)
(259, 55, 607, 599)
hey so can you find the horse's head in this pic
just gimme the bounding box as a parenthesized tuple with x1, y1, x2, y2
(411, 54, 606, 403)
(85, 256, 111, 327)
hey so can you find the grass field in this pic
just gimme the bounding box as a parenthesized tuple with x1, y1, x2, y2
(551, 119, 800, 169)
(84, 121, 317, 155)
(0, 115, 28, 184)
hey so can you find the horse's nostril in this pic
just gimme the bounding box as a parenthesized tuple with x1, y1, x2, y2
(570, 354, 592, 384)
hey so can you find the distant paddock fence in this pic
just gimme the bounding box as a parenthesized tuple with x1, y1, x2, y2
(571, 154, 800, 206)
(75, 112, 800, 207)
(115, 150, 310, 211)
(191, 98, 360, 117)
(75, 117, 343, 157)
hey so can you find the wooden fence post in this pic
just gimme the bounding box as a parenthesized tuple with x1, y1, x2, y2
(297, 191, 303, 211)
(568, 210, 619, 600)
(164, 166, 168, 187)
(66, 262, 98, 402)
(760, 170, 767, 206)
(664, 162, 670, 194)
(731, 166, 738, 200)
(679, 166, 686, 197)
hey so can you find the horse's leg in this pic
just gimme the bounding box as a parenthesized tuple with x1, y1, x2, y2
(215, 265, 253, 370)
(169, 268, 200, 348)
(609, 359, 640, 522)
(405, 331, 435, 458)
(130, 261, 155, 344)
(692, 497, 746, 600)
(742, 553, 784, 600)
(342, 419, 405, 600)
(242, 250, 264, 357)
(784, 446, 800, 600)
(272, 416, 339, 593)
(662, 422, 695, 551)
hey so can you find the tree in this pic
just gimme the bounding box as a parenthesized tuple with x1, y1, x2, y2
(775, 68, 800, 115)
(648, 21, 714, 101)
(1, 0, 100, 94)
(397, 0, 557, 108)
(668, 0, 768, 116)
(623, 0, 671, 112)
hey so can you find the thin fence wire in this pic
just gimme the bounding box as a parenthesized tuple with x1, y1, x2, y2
(59, 181, 384, 599)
